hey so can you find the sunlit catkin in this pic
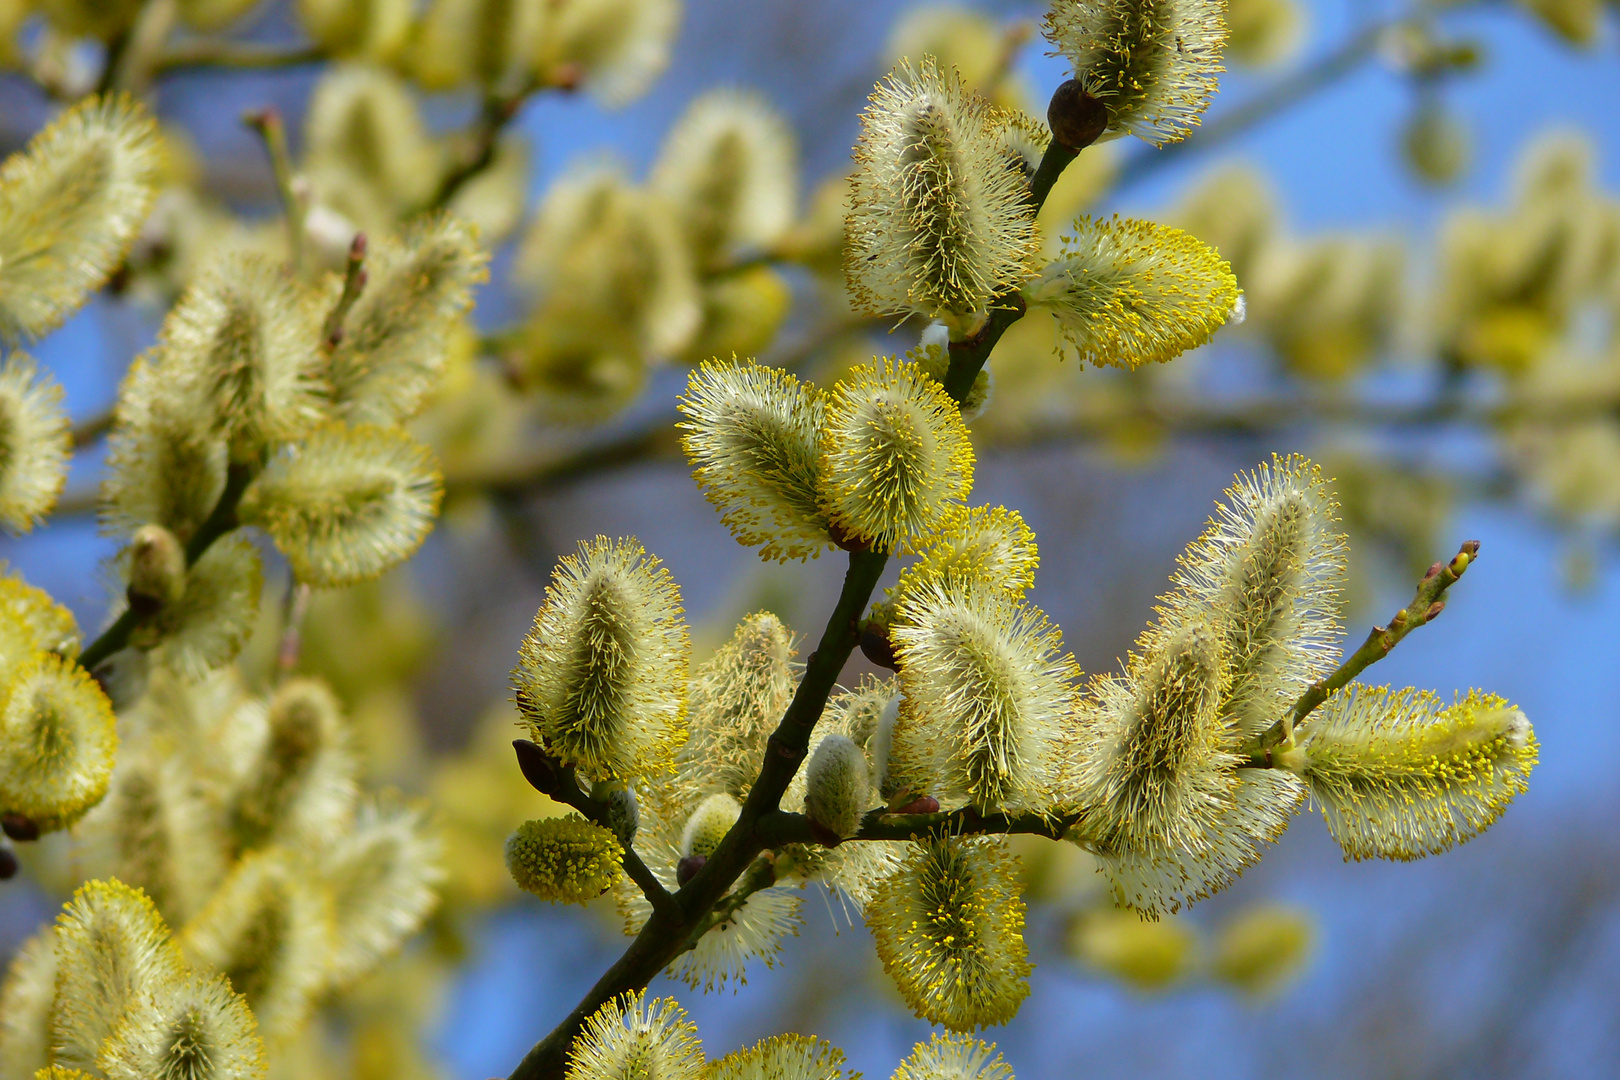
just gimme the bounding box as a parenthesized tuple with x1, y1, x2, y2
(239, 423, 443, 587)
(1278, 686, 1538, 861)
(651, 89, 799, 268)
(96, 971, 267, 1080)
(707, 1034, 856, 1080)
(303, 64, 442, 228)
(565, 991, 704, 1080)
(513, 536, 689, 781)
(0, 652, 117, 832)
(845, 59, 1039, 326)
(0, 929, 57, 1080)
(679, 358, 831, 562)
(325, 215, 489, 426)
(902, 504, 1039, 598)
(180, 847, 335, 1045)
(159, 251, 326, 462)
(0, 570, 78, 669)
(51, 880, 186, 1074)
(0, 355, 70, 532)
(676, 611, 797, 800)
(318, 799, 444, 988)
(0, 94, 161, 341)
(1170, 455, 1345, 740)
(891, 577, 1078, 812)
(1024, 215, 1241, 368)
(867, 836, 1031, 1030)
(819, 358, 974, 554)
(1043, 0, 1228, 147)
(892, 1032, 1016, 1080)
(507, 814, 624, 904)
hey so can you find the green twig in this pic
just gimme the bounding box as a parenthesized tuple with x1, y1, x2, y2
(243, 108, 306, 272)
(155, 41, 326, 75)
(321, 233, 368, 350)
(1255, 539, 1481, 752)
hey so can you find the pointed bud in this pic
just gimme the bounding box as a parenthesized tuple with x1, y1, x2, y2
(126, 524, 187, 613)
(506, 814, 623, 904)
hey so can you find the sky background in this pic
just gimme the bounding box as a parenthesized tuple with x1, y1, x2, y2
(4, 1, 1620, 1078)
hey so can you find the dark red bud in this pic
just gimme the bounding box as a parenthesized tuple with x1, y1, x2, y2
(1047, 79, 1109, 152)
(895, 795, 940, 815)
(676, 854, 707, 886)
(0, 845, 17, 879)
(2, 815, 40, 842)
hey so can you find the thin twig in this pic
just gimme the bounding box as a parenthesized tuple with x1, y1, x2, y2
(1254, 539, 1481, 752)
(155, 41, 326, 76)
(70, 410, 115, 450)
(243, 108, 306, 272)
(322, 234, 368, 350)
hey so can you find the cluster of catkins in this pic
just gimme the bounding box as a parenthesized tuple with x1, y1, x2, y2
(0, 85, 465, 1080)
(498, 2, 1541, 1074)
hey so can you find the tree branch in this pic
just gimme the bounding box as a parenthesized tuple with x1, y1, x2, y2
(1253, 539, 1481, 752)
(505, 127, 1087, 1080)
(755, 807, 1082, 846)
(155, 41, 326, 76)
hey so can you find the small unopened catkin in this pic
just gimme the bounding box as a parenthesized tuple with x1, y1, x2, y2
(804, 735, 870, 840)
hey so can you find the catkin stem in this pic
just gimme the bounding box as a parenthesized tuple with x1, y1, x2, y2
(507, 126, 1089, 1080)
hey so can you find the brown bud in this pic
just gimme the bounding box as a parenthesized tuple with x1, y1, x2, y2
(676, 854, 707, 887)
(1047, 79, 1109, 152)
(512, 739, 559, 796)
(2, 815, 40, 842)
(806, 818, 844, 848)
(1424, 601, 1445, 622)
(0, 844, 17, 879)
(894, 795, 941, 816)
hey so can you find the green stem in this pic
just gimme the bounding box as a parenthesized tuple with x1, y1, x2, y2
(1254, 539, 1481, 752)
(243, 109, 306, 272)
(155, 42, 326, 75)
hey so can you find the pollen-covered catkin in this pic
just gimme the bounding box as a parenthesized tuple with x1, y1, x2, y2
(845, 58, 1039, 325)
(0, 355, 71, 533)
(506, 815, 624, 904)
(706, 1034, 857, 1080)
(867, 836, 1032, 1030)
(804, 735, 871, 840)
(1170, 455, 1345, 740)
(901, 504, 1039, 599)
(676, 611, 797, 800)
(180, 847, 335, 1045)
(513, 536, 690, 781)
(227, 677, 356, 854)
(818, 358, 975, 554)
(0, 928, 56, 1080)
(0, 652, 118, 833)
(51, 880, 186, 1074)
(1279, 686, 1538, 861)
(139, 533, 263, 679)
(892, 1032, 1017, 1080)
(0, 94, 161, 341)
(678, 359, 831, 562)
(891, 576, 1078, 813)
(1044, 0, 1229, 147)
(651, 89, 798, 268)
(1024, 215, 1241, 368)
(565, 991, 704, 1080)
(318, 799, 445, 987)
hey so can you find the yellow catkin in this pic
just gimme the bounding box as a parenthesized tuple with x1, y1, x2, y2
(506, 815, 624, 904)
(1025, 215, 1240, 368)
(892, 1032, 1016, 1080)
(706, 1033, 856, 1080)
(564, 991, 704, 1080)
(1282, 685, 1538, 861)
(818, 357, 975, 554)
(867, 836, 1032, 1031)
(0, 355, 71, 532)
(0, 653, 118, 832)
